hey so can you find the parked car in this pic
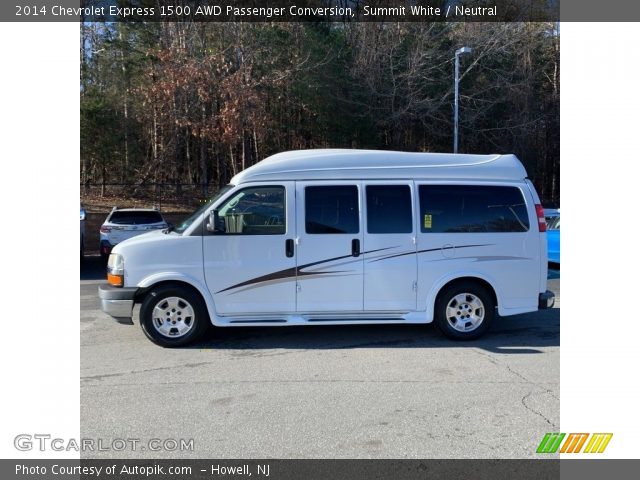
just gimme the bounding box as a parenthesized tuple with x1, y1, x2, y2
(99, 149, 554, 347)
(80, 203, 86, 259)
(544, 208, 559, 225)
(99, 207, 168, 260)
(546, 213, 560, 264)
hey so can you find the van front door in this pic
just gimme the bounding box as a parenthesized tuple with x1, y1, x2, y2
(203, 183, 297, 315)
(295, 182, 364, 312)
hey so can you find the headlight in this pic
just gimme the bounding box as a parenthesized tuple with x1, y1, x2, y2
(107, 253, 124, 287)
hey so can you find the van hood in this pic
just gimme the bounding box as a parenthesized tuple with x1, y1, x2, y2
(112, 229, 181, 254)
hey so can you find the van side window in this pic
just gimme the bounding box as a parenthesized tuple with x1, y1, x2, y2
(419, 185, 530, 233)
(217, 186, 285, 235)
(366, 185, 413, 234)
(305, 186, 359, 234)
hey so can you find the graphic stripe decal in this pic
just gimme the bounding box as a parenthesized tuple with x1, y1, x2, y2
(216, 243, 492, 294)
(215, 246, 394, 294)
(368, 244, 492, 263)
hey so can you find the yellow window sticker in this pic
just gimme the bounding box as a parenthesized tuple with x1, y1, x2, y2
(424, 214, 432, 229)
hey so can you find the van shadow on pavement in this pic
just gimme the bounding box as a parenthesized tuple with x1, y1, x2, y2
(188, 308, 559, 355)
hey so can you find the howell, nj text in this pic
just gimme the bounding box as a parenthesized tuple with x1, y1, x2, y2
(209, 464, 270, 476)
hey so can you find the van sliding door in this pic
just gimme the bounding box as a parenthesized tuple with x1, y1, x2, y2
(362, 182, 417, 311)
(295, 182, 364, 312)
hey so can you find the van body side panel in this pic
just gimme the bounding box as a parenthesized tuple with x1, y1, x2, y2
(120, 234, 205, 294)
(203, 182, 297, 315)
(415, 181, 540, 317)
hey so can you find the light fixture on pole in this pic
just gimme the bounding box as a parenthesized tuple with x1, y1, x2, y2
(454, 46, 472, 154)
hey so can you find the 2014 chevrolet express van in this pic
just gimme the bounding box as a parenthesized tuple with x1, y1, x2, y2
(99, 149, 555, 347)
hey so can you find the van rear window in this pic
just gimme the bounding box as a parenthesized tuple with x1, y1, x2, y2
(418, 185, 529, 233)
(109, 211, 164, 225)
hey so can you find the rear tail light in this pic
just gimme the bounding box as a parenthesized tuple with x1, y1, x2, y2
(535, 204, 547, 232)
(100, 225, 111, 233)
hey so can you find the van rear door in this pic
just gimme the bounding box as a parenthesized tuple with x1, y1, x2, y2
(525, 179, 549, 294)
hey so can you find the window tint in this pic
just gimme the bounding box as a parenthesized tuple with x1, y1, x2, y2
(217, 186, 285, 235)
(419, 185, 530, 233)
(109, 211, 164, 225)
(366, 185, 413, 234)
(305, 186, 359, 234)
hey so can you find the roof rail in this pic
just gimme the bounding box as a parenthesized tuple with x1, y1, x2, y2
(111, 206, 118, 212)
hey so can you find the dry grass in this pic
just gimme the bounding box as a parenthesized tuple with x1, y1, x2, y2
(81, 193, 196, 213)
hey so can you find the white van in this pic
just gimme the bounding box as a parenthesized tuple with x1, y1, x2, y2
(99, 149, 554, 347)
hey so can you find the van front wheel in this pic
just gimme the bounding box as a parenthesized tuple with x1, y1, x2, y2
(434, 282, 494, 340)
(140, 285, 209, 347)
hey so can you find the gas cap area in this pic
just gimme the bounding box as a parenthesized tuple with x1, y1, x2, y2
(442, 243, 456, 258)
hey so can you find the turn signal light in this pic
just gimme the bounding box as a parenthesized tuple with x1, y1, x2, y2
(107, 273, 123, 286)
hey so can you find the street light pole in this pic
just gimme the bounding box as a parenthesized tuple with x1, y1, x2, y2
(454, 46, 472, 154)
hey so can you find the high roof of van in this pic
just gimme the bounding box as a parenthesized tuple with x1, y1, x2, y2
(231, 149, 528, 184)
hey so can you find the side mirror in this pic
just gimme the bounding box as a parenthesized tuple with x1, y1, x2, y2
(206, 210, 224, 233)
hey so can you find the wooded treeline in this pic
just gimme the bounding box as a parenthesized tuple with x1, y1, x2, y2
(81, 21, 559, 204)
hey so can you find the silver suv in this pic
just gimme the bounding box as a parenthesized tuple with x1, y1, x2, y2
(99, 207, 168, 260)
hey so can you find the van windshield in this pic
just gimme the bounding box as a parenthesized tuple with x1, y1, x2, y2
(174, 185, 234, 234)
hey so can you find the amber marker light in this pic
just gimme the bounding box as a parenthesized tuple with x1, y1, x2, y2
(106, 253, 125, 287)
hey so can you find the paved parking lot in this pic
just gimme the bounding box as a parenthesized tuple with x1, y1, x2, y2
(81, 257, 559, 459)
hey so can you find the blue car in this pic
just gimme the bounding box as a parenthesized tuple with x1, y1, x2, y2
(546, 214, 560, 264)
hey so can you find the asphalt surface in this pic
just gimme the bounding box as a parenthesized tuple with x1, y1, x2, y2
(81, 256, 559, 459)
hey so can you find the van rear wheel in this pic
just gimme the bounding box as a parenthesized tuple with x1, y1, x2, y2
(140, 285, 209, 347)
(434, 281, 494, 340)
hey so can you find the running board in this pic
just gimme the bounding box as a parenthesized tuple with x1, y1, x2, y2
(220, 315, 416, 326)
(228, 319, 287, 324)
(307, 318, 405, 322)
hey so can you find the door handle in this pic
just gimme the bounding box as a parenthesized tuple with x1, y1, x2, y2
(285, 238, 295, 258)
(351, 238, 360, 257)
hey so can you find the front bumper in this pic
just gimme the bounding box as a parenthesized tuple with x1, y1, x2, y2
(538, 290, 556, 309)
(98, 284, 137, 324)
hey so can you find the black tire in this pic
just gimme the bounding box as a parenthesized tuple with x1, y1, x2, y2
(434, 281, 495, 341)
(139, 284, 210, 347)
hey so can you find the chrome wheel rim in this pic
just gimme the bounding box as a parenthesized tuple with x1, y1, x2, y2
(151, 296, 195, 338)
(446, 293, 485, 332)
